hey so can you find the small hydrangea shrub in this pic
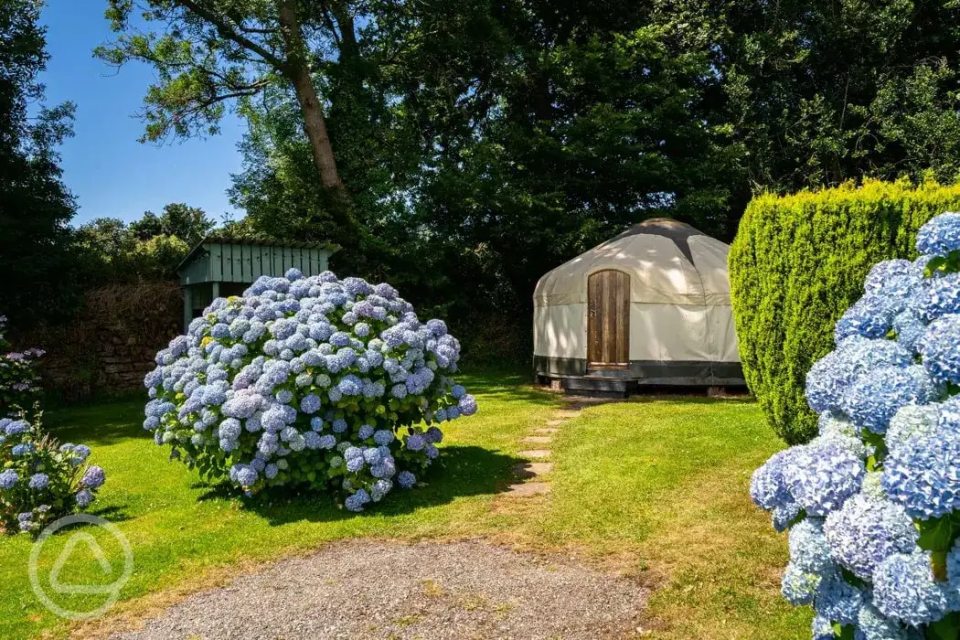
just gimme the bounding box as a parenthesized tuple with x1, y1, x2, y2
(0, 415, 105, 534)
(0, 315, 44, 415)
(751, 212, 960, 638)
(143, 270, 478, 512)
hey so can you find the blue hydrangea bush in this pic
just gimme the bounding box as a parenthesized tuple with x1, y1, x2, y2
(0, 314, 43, 415)
(0, 414, 105, 534)
(751, 212, 960, 639)
(143, 270, 477, 512)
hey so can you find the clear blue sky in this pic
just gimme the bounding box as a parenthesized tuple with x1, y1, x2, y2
(39, 1, 245, 226)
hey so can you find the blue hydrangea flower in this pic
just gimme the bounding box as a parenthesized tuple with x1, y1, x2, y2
(916, 212, 960, 256)
(300, 394, 321, 414)
(885, 404, 942, 457)
(344, 488, 371, 512)
(459, 395, 478, 416)
(782, 437, 865, 517)
(218, 418, 242, 441)
(75, 489, 94, 508)
(370, 478, 393, 502)
(0, 469, 18, 490)
(835, 294, 900, 342)
(919, 314, 960, 384)
(319, 434, 337, 449)
(874, 550, 950, 627)
(80, 466, 106, 489)
(883, 429, 960, 520)
(865, 259, 922, 297)
(893, 311, 927, 353)
(750, 448, 798, 511)
(811, 615, 835, 640)
(840, 365, 939, 434)
(772, 502, 802, 533)
(781, 562, 820, 605)
(397, 470, 416, 488)
(788, 518, 834, 573)
(233, 465, 258, 487)
(4, 420, 28, 436)
(818, 412, 859, 440)
(806, 339, 912, 414)
(406, 433, 426, 452)
(11, 443, 33, 457)
(915, 272, 960, 322)
(858, 603, 920, 640)
(373, 430, 394, 446)
(823, 493, 917, 580)
(813, 570, 865, 625)
(28, 473, 49, 490)
(346, 455, 365, 473)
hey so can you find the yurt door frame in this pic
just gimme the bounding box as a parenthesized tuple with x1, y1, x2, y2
(587, 269, 630, 368)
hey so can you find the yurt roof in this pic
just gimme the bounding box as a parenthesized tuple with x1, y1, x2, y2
(533, 218, 732, 307)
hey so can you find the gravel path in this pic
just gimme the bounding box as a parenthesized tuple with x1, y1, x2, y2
(110, 541, 647, 640)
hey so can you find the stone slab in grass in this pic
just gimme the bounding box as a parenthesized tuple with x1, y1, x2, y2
(511, 462, 553, 479)
(518, 449, 551, 459)
(506, 482, 552, 497)
(108, 541, 647, 640)
(535, 428, 559, 435)
(522, 435, 553, 444)
(546, 419, 566, 427)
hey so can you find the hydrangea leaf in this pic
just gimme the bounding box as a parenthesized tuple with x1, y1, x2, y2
(928, 613, 960, 640)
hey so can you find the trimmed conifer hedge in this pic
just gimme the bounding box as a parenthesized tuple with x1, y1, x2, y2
(728, 178, 960, 444)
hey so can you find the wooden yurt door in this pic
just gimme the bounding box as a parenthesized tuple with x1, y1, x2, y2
(587, 270, 630, 367)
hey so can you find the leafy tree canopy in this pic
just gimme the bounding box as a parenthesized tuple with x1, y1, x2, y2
(0, 0, 78, 327)
(75, 204, 213, 282)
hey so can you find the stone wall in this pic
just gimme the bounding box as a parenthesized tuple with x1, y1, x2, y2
(20, 282, 182, 401)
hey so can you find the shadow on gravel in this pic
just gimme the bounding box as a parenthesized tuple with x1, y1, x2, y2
(192, 444, 522, 526)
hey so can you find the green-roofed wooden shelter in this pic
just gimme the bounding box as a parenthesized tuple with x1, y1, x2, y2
(176, 236, 339, 329)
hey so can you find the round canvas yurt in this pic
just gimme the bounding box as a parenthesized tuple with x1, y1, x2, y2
(533, 218, 743, 387)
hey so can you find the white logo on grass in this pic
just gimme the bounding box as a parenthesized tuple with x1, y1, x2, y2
(28, 514, 134, 620)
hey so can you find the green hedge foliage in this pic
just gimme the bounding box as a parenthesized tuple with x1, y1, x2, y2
(728, 178, 960, 444)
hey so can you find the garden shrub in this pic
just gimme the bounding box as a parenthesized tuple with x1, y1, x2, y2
(730, 178, 960, 444)
(144, 270, 477, 512)
(0, 414, 105, 533)
(751, 211, 960, 638)
(0, 314, 43, 414)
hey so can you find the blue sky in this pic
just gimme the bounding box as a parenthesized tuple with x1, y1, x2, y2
(39, 1, 245, 226)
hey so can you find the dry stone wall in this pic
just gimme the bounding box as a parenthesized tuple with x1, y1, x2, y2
(19, 282, 182, 401)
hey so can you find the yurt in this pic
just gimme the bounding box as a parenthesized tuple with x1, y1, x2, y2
(533, 218, 743, 393)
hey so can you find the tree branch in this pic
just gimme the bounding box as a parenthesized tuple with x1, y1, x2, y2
(170, 0, 286, 69)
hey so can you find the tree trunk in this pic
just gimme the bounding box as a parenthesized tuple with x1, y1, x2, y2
(277, 1, 353, 215)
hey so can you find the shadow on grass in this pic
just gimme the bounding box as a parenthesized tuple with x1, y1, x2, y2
(43, 398, 147, 446)
(191, 444, 522, 526)
(87, 504, 134, 524)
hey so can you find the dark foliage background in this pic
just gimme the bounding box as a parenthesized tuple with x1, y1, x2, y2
(6, 1, 960, 368)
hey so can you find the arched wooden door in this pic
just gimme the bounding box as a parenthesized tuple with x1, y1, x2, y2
(587, 270, 630, 367)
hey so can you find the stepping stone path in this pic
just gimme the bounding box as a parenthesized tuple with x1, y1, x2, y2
(505, 398, 598, 498)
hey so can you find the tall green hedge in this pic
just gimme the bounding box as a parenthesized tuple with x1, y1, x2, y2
(729, 178, 960, 444)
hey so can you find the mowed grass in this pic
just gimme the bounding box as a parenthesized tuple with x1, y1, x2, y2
(534, 397, 811, 639)
(0, 371, 809, 639)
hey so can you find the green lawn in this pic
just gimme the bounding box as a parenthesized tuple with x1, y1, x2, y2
(0, 371, 809, 639)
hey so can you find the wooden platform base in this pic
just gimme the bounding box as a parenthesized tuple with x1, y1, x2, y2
(561, 375, 637, 398)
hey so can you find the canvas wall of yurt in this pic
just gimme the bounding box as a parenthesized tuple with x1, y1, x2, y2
(533, 218, 744, 389)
